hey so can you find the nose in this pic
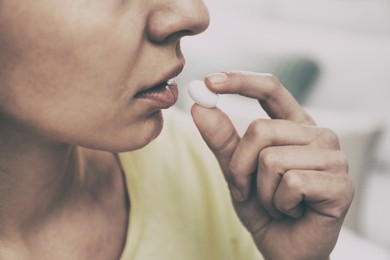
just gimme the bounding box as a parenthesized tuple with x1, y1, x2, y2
(146, 0, 210, 43)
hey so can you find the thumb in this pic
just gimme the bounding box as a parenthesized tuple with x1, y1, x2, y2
(190, 104, 240, 185)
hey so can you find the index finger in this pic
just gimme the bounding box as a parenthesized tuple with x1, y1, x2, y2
(204, 71, 316, 125)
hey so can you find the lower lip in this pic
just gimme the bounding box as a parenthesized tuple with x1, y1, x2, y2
(135, 79, 179, 109)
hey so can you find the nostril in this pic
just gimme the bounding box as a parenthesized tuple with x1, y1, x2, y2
(146, 3, 210, 44)
(149, 30, 192, 45)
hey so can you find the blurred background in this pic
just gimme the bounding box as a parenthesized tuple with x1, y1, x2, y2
(175, 0, 390, 258)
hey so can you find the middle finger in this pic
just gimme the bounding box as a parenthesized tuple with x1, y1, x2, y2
(229, 119, 339, 198)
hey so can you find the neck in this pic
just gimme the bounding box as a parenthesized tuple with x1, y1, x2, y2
(0, 119, 83, 239)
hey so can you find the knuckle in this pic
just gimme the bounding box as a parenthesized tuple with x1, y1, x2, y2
(264, 73, 283, 98)
(246, 119, 271, 140)
(265, 73, 281, 88)
(259, 148, 279, 172)
(223, 70, 247, 84)
(222, 71, 236, 81)
(317, 127, 340, 149)
(224, 70, 242, 76)
(273, 194, 285, 211)
(282, 170, 303, 191)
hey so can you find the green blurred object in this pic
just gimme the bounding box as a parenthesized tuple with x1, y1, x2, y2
(260, 54, 320, 103)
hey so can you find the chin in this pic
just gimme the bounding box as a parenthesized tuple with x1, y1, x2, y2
(119, 127, 163, 152)
(88, 111, 164, 153)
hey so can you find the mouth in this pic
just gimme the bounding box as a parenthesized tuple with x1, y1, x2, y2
(135, 63, 184, 109)
(135, 78, 178, 105)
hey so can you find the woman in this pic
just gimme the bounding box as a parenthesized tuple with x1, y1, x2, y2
(0, 0, 354, 259)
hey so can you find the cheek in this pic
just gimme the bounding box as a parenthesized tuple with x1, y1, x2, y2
(0, 3, 158, 151)
(1, 1, 145, 101)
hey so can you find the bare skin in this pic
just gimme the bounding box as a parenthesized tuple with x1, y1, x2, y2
(0, 0, 354, 259)
(0, 125, 129, 259)
(0, 0, 209, 259)
(192, 71, 354, 260)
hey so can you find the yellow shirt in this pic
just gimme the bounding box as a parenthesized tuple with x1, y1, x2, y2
(118, 108, 263, 260)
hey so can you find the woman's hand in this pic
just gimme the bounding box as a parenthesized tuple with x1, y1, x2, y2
(191, 71, 354, 260)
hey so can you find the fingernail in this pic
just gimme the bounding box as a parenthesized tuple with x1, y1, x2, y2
(206, 73, 227, 84)
(231, 185, 245, 201)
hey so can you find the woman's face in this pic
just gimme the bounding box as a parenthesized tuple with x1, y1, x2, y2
(0, 0, 209, 151)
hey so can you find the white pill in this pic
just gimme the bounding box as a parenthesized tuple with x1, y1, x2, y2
(187, 80, 219, 108)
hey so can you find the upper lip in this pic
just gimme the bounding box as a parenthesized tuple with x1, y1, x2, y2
(137, 60, 185, 94)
